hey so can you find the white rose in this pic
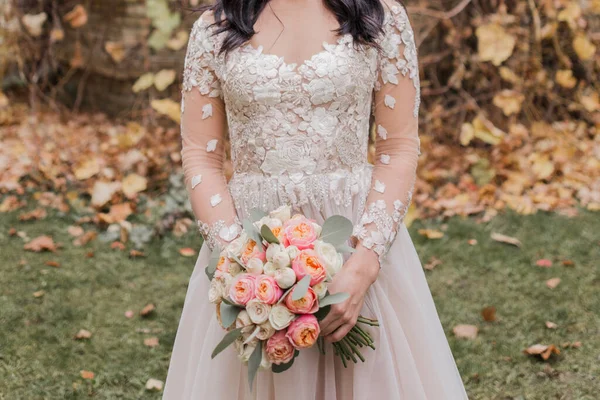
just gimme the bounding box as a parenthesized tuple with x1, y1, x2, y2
(263, 261, 278, 277)
(238, 340, 257, 363)
(235, 310, 255, 333)
(246, 257, 264, 274)
(208, 279, 224, 303)
(246, 299, 271, 325)
(266, 243, 284, 261)
(286, 245, 300, 260)
(272, 250, 290, 269)
(314, 240, 343, 277)
(227, 233, 247, 258)
(260, 347, 272, 369)
(312, 281, 328, 299)
(256, 320, 276, 340)
(269, 205, 291, 223)
(274, 267, 296, 289)
(312, 222, 322, 237)
(268, 304, 296, 330)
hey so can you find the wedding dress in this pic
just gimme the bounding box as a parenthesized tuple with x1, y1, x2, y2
(163, 2, 468, 398)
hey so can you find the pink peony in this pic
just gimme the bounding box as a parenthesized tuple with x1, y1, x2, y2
(255, 275, 283, 305)
(286, 314, 320, 349)
(285, 286, 319, 314)
(283, 217, 318, 250)
(265, 330, 295, 365)
(291, 249, 326, 286)
(240, 239, 266, 265)
(228, 273, 256, 306)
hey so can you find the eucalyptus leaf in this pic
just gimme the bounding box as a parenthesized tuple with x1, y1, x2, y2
(319, 292, 350, 308)
(335, 243, 356, 254)
(291, 275, 311, 301)
(243, 218, 263, 246)
(231, 253, 246, 269)
(211, 328, 243, 359)
(205, 246, 221, 281)
(271, 356, 295, 373)
(249, 208, 267, 222)
(221, 297, 236, 306)
(248, 341, 263, 390)
(320, 215, 354, 247)
(220, 302, 242, 329)
(261, 224, 280, 244)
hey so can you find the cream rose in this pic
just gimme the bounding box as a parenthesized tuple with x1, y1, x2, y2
(235, 310, 255, 334)
(272, 250, 291, 269)
(246, 299, 271, 325)
(314, 240, 344, 277)
(256, 321, 276, 340)
(246, 257, 264, 275)
(266, 243, 285, 262)
(286, 245, 300, 260)
(260, 347, 273, 369)
(269, 304, 297, 330)
(227, 233, 248, 258)
(312, 281, 328, 299)
(263, 261, 278, 277)
(269, 205, 291, 223)
(208, 279, 225, 304)
(274, 267, 296, 289)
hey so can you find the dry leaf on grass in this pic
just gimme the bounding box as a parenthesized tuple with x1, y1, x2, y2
(453, 324, 478, 339)
(523, 344, 560, 360)
(67, 225, 84, 237)
(24, 235, 57, 252)
(129, 249, 146, 258)
(33, 290, 45, 298)
(140, 303, 156, 317)
(111, 241, 126, 251)
(545, 321, 558, 329)
(423, 256, 442, 271)
(468, 239, 478, 245)
(546, 277, 561, 289)
(536, 259, 553, 267)
(144, 337, 159, 347)
(80, 370, 95, 380)
(124, 310, 134, 319)
(18, 208, 47, 221)
(481, 306, 497, 322)
(74, 329, 92, 340)
(63, 5, 88, 28)
(45, 260, 61, 268)
(491, 232, 522, 247)
(73, 231, 97, 247)
(418, 229, 444, 239)
(145, 378, 164, 391)
(179, 248, 196, 257)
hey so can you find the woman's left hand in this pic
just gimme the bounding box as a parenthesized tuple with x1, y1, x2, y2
(319, 246, 380, 342)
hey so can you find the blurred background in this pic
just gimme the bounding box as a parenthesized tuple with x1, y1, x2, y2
(0, 0, 598, 398)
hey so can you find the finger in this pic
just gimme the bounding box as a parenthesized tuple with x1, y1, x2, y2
(319, 313, 344, 337)
(326, 323, 354, 343)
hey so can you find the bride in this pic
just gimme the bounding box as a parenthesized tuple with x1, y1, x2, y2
(163, 0, 468, 398)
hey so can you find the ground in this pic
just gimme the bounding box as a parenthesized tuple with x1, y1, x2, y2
(0, 209, 598, 399)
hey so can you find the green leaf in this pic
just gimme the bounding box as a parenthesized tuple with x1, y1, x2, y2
(249, 208, 267, 222)
(261, 224, 280, 244)
(248, 341, 263, 390)
(271, 356, 295, 373)
(221, 297, 236, 306)
(205, 246, 221, 281)
(220, 302, 242, 329)
(291, 275, 311, 301)
(319, 292, 350, 308)
(320, 215, 354, 247)
(211, 328, 243, 359)
(243, 218, 263, 246)
(335, 243, 356, 254)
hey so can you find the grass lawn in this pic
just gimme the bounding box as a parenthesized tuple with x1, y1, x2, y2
(0, 208, 598, 399)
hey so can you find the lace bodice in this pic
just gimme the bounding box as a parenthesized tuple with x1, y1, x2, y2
(180, 1, 420, 264)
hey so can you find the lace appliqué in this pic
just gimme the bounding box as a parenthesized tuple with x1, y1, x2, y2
(197, 216, 243, 250)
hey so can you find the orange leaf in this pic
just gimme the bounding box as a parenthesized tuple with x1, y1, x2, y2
(24, 235, 57, 252)
(144, 337, 159, 347)
(418, 229, 444, 239)
(63, 5, 88, 28)
(546, 277, 561, 289)
(140, 303, 156, 317)
(74, 329, 92, 340)
(179, 248, 196, 257)
(523, 344, 560, 360)
(481, 306, 497, 322)
(80, 370, 95, 380)
(45, 260, 61, 268)
(453, 324, 478, 339)
(536, 259, 553, 268)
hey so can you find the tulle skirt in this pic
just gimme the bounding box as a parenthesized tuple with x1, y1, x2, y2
(163, 198, 468, 399)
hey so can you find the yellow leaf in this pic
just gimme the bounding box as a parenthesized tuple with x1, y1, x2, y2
(21, 13, 47, 37)
(151, 98, 181, 123)
(476, 23, 516, 66)
(50, 28, 64, 43)
(91, 181, 121, 207)
(74, 158, 100, 180)
(417, 229, 444, 239)
(0, 91, 8, 108)
(167, 31, 189, 51)
(530, 153, 555, 180)
(122, 173, 147, 198)
(63, 5, 88, 28)
(493, 89, 525, 116)
(470, 115, 505, 146)
(145, 378, 164, 391)
(105, 41, 126, 63)
(573, 34, 596, 61)
(557, 4, 581, 26)
(460, 122, 474, 146)
(80, 370, 95, 380)
(132, 73, 155, 93)
(580, 91, 600, 112)
(453, 324, 478, 339)
(403, 203, 419, 228)
(154, 69, 176, 91)
(498, 67, 520, 84)
(555, 69, 577, 89)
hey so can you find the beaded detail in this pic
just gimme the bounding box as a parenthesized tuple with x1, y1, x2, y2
(197, 217, 243, 250)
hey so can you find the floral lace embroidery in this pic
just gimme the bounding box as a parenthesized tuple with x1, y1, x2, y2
(197, 217, 243, 251)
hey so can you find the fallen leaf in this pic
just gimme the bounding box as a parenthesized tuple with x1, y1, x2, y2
(122, 174, 147, 198)
(140, 303, 156, 317)
(145, 378, 164, 391)
(130, 249, 146, 258)
(80, 370, 95, 380)
(73, 231, 97, 247)
(418, 229, 444, 239)
(562, 341, 582, 349)
(74, 158, 100, 180)
(144, 337, 159, 347)
(492, 89, 524, 116)
(67, 225, 84, 237)
(111, 241, 126, 251)
(18, 208, 47, 221)
(24, 236, 57, 252)
(90, 181, 121, 207)
(536, 259, 553, 268)
(491, 232, 522, 247)
(523, 344, 560, 360)
(105, 41, 126, 63)
(545, 321, 558, 329)
(151, 98, 181, 123)
(179, 247, 195, 257)
(476, 23, 516, 66)
(98, 203, 133, 223)
(22, 13, 48, 37)
(33, 290, 45, 298)
(0, 91, 9, 108)
(561, 259, 575, 267)
(481, 306, 497, 322)
(63, 5, 88, 28)
(453, 324, 478, 339)
(154, 69, 176, 91)
(573, 34, 596, 61)
(50, 28, 64, 42)
(124, 310, 134, 318)
(132, 73, 155, 93)
(167, 31, 189, 50)
(45, 260, 61, 268)
(468, 239, 478, 245)
(546, 277, 561, 289)
(74, 329, 92, 340)
(8, 227, 17, 236)
(556, 70, 577, 89)
(423, 256, 442, 270)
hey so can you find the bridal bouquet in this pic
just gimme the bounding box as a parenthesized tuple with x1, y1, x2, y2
(205, 205, 379, 388)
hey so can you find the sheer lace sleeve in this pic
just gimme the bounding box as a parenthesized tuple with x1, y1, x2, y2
(181, 11, 241, 250)
(352, 3, 421, 264)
